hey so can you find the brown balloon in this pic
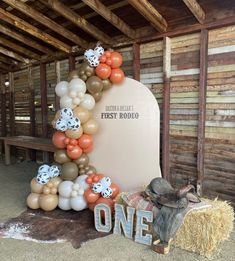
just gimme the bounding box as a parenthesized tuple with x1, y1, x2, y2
(27, 193, 40, 209)
(65, 126, 83, 139)
(73, 153, 89, 166)
(83, 119, 99, 135)
(86, 76, 103, 94)
(68, 69, 79, 81)
(84, 165, 97, 175)
(73, 107, 91, 124)
(92, 92, 102, 102)
(54, 150, 71, 164)
(61, 162, 79, 180)
(39, 194, 59, 211)
(78, 61, 95, 81)
(102, 79, 112, 91)
(30, 178, 44, 194)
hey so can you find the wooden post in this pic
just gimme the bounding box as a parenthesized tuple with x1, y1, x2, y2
(197, 29, 208, 196)
(9, 72, 15, 136)
(40, 63, 49, 162)
(68, 55, 75, 72)
(28, 66, 36, 160)
(0, 74, 6, 137)
(162, 37, 171, 181)
(55, 60, 60, 111)
(133, 43, 140, 81)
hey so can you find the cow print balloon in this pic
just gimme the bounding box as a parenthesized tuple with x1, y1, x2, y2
(36, 173, 50, 185)
(60, 108, 73, 120)
(38, 164, 50, 175)
(67, 117, 81, 130)
(49, 165, 60, 178)
(101, 187, 113, 198)
(94, 45, 104, 56)
(55, 118, 68, 131)
(88, 56, 99, 67)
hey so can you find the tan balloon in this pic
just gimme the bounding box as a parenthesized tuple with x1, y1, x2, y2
(65, 126, 83, 139)
(102, 79, 112, 91)
(27, 193, 40, 209)
(39, 194, 59, 211)
(92, 92, 102, 102)
(54, 110, 61, 121)
(51, 187, 58, 195)
(30, 178, 44, 194)
(68, 70, 79, 81)
(73, 106, 91, 124)
(61, 162, 79, 180)
(51, 176, 62, 188)
(73, 153, 89, 166)
(42, 186, 51, 195)
(54, 149, 71, 164)
(83, 119, 99, 135)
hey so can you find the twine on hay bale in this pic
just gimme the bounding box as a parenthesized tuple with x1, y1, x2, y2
(173, 198, 234, 257)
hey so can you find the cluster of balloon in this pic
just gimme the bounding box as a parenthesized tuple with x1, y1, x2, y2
(26, 165, 62, 211)
(27, 43, 121, 213)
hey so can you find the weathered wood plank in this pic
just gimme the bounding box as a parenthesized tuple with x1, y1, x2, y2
(182, 0, 205, 24)
(40, 63, 48, 138)
(0, 46, 29, 64)
(133, 43, 140, 81)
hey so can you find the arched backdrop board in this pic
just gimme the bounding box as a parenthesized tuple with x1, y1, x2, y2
(89, 78, 161, 191)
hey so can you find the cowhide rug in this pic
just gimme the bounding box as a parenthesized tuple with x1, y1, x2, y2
(0, 208, 109, 248)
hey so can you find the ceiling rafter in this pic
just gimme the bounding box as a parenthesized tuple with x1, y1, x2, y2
(127, 0, 168, 32)
(0, 37, 41, 60)
(182, 0, 206, 24)
(0, 24, 54, 55)
(0, 7, 72, 53)
(2, 0, 89, 49)
(82, 0, 136, 39)
(0, 55, 18, 66)
(45, 0, 113, 45)
(0, 46, 29, 63)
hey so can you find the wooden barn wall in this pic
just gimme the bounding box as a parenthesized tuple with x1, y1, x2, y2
(0, 25, 234, 204)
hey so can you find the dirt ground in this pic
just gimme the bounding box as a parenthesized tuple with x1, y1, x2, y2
(0, 159, 234, 261)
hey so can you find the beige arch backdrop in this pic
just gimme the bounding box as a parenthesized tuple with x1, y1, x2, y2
(89, 78, 161, 191)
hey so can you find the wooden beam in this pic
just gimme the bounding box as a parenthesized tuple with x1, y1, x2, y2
(0, 74, 7, 137)
(46, 0, 112, 45)
(0, 8, 71, 53)
(197, 29, 208, 196)
(68, 55, 75, 72)
(28, 66, 36, 160)
(0, 63, 13, 72)
(55, 60, 60, 111)
(127, 0, 167, 32)
(40, 63, 48, 138)
(132, 43, 140, 81)
(0, 37, 41, 60)
(182, 0, 205, 24)
(3, 0, 88, 49)
(0, 24, 53, 55)
(82, 0, 136, 39)
(0, 46, 29, 64)
(0, 55, 18, 66)
(9, 72, 15, 136)
(162, 37, 171, 181)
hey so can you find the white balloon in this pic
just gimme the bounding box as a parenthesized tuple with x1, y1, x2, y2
(60, 95, 76, 109)
(74, 175, 89, 190)
(58, 181, 74, 198)
(55, 81, 68, 97)
(69, 91, 77, 98)
(72, 97, 81, 106)
(69, 78, 86, 94)
(80, 94, 95, 110)
(58, 196, 71, 210)
(70, 195, 87, 211)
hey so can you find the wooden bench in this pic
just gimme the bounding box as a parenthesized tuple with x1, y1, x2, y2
(0, 136, 55, 165)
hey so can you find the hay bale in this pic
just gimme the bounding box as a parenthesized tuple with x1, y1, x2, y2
(173, 198, 234, 257)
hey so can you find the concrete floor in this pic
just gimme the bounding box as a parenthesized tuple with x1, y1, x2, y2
(0, 159, 234, 261)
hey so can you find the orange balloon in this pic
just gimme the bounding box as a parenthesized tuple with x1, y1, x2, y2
(110, 183, 120, 199)
(99, 55, 106, 63)
(89, 197, 114, 215)
(110, 52, 123, 68)
(70, 139, 78, 146)
(84, 188, 100, 204)
(104, 51, 111, 58)
(83, 144, 93, 153)
(95, 64, 111, 79)
(110, 68, 125, 84)
(78, 134, 93, 149)
(52, 131, 66, 149)
(67, 145, 82, 160)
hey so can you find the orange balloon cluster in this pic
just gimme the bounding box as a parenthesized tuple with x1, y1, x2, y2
(96, 51, 125, 84)
(84, 173, 119, 211)
(52, 131, 93, 160)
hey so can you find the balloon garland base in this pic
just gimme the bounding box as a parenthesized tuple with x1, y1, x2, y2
(0, 208, 110, 248)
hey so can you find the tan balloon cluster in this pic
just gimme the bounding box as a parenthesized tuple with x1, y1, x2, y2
(27, 177, 62, 211)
